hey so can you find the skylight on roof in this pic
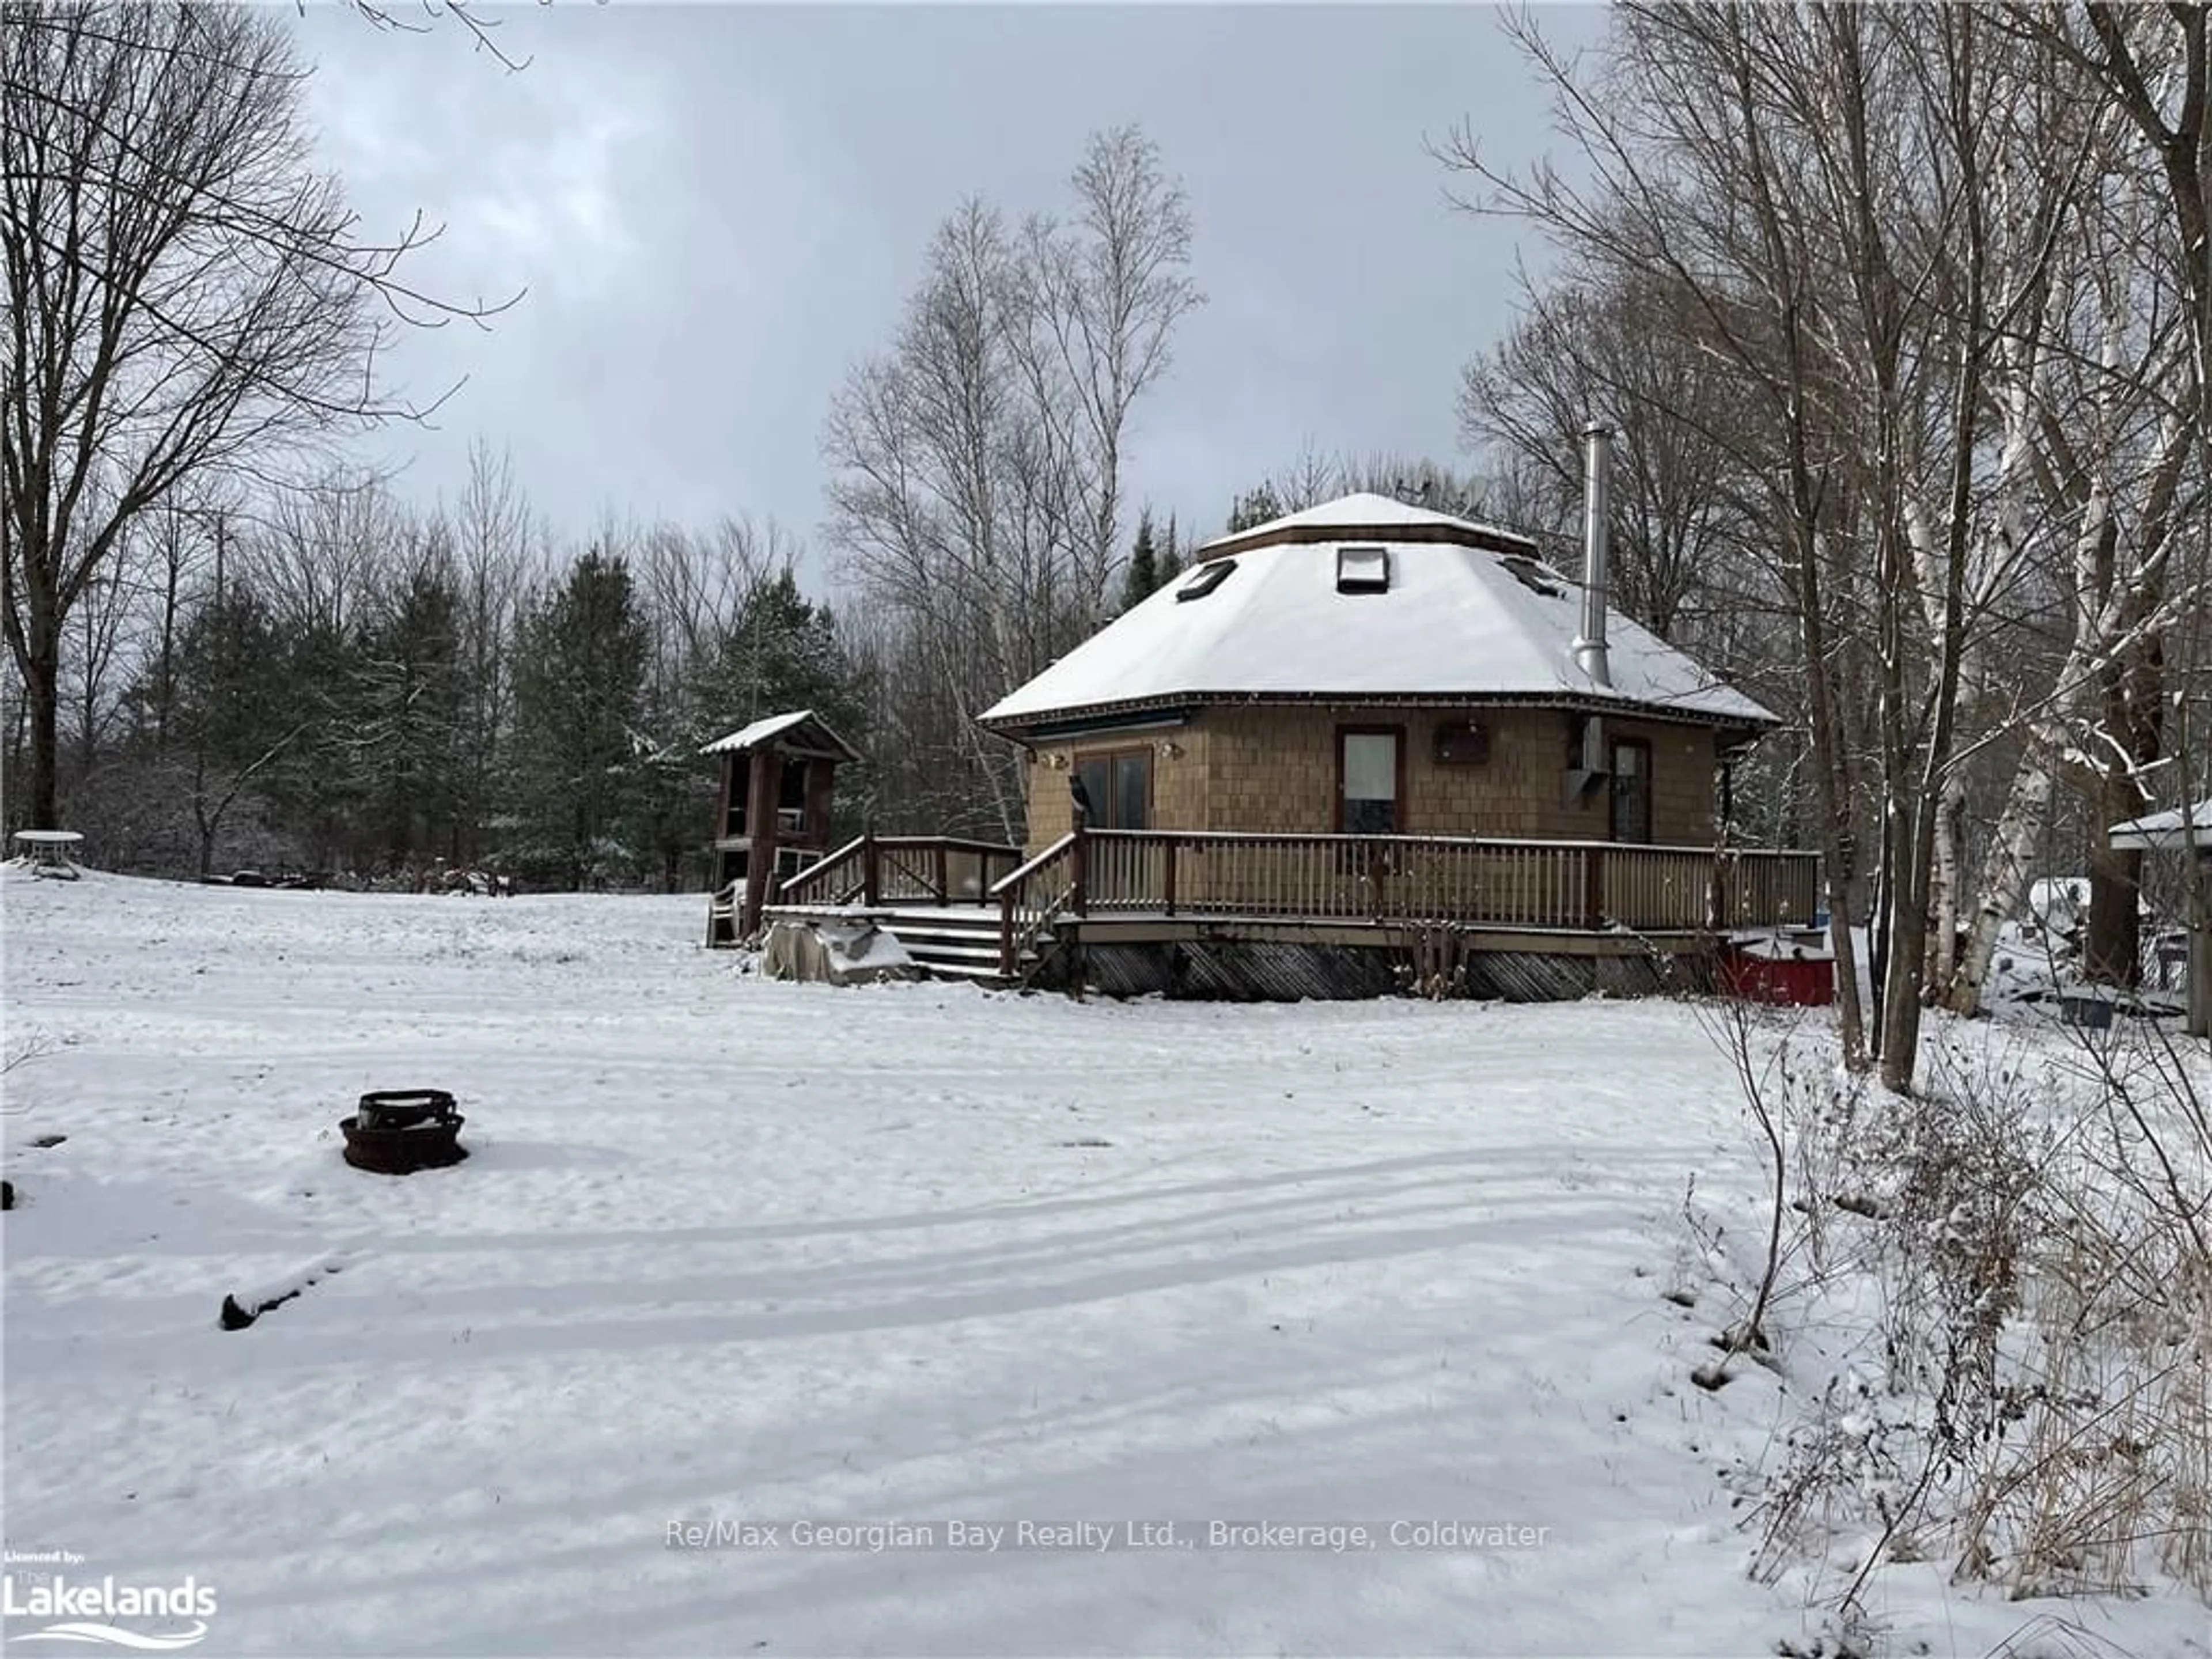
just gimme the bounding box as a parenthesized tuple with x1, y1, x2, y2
(1176, 560, 1236, 601)
(1336, 545, 1390, 594)
(1500, 555, 1567, 600)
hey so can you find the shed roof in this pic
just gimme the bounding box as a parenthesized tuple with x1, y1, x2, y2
(979, 496, 1778, 735)
(2107, 797, 2212, 851)
(699, 709, 861, 762)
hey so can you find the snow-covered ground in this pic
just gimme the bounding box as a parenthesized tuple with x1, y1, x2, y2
(2, 871, 2202, 1657)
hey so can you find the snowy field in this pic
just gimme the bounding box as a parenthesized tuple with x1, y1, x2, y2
(2, 871, 2203, 1658)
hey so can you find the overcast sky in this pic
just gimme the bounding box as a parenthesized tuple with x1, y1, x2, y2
(294, 3, 1607, 579)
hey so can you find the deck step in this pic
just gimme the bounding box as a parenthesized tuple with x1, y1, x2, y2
(891, 922, 1028, 984)
(910, 958, 1010, 982)
(893, 938, 1003, 961)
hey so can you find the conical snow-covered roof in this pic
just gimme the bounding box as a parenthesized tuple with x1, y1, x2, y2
(979, 494, 1777, 734)
(1198, 491, 1532, 554)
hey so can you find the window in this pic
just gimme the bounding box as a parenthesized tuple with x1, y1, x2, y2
(1500, 555, 1566, 599)
(1432, 719, 1490, 766)
(1176, 560, 1236, 602)
(1610, 738, 1653, 844)
(778, 757, 809, 810)
(1338, 727, 1402, 834)
(1336, 544, 1391, 593)
(1073, 748, 1152, 830)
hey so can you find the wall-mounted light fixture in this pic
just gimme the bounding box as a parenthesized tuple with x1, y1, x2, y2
(1045, 752, 1070, 770)
(1158, 740, 1184, 760)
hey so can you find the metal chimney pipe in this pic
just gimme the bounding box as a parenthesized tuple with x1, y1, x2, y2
(1573, 422, 1613, 688)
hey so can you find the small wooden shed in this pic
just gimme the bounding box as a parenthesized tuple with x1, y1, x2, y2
(2108, 797, 2211, 1039)
(702, 710, 859, 946)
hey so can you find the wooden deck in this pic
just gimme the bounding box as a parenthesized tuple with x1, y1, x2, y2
(758, 830, 1822, 998)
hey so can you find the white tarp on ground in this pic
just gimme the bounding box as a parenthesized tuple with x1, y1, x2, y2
(759, 916, 919, 985)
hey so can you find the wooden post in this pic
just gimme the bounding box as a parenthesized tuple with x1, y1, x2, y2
(1163, 836, 1178, 918)
(999, 887, 1017, 980)
(740, 747, 781, 939)
(2191, 847, 2210, 1041)
(934, 841, 949, 906)
(1583, 844, 1607, 932)
(1708, 850, 1730, 934)
(862, 831, 880, 908)
(1068, 825, 1089, 999)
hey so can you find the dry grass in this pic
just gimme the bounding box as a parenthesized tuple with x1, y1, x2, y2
(1706, 1006, 2210, 1628)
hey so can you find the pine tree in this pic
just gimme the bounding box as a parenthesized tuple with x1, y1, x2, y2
(1225, 486, 1284, 534)
(510, 548, 649, 889)
(698, 569, 865, 732)
(1119, 510, 1160, 612)
(347, 560, 464, 868)
(628, 567, 873, 891)
(1160, 514, 1183, 587)
(172, 583, 308, 877)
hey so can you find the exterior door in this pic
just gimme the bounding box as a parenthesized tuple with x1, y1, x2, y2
(1338, 729, 1401, 834)
(1074, 749, 1151, 829)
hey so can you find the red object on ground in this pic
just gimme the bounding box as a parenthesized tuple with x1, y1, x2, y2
(1719, 943, 1835, 1006)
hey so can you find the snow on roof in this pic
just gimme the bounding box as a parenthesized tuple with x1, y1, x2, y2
(980, 502, 1777, 732)
(1199, 491, 1533, 552)
(2107, 797, 2212, 851)
(700, 709, 859, 760)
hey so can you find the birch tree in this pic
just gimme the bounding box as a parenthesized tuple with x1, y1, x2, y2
(1442, 3, 1885, 1067)
(1446, 3, 2093, 1088)
(1946, 130, 2203, 1007)
(447, 441, 533, 865)
(823, 128, 1199, 839)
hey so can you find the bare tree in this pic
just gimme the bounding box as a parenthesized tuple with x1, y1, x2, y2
(1445, 4, 2099, 1089)
(1, 3, 505, 831)
(445, 440, 532, 862)
(1460, 273, 1763, 645)
(1946, 130, 2205, 1008)
(1017, 127, 1203, 607)
(824, 127, 1200, 838)
(1441, 4, 1884, 1067)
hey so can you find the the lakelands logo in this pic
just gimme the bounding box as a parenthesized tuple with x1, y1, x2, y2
(2, 1566, 216, 1650)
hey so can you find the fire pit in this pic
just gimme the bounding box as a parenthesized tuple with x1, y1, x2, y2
(341, 1089, 468, 1175)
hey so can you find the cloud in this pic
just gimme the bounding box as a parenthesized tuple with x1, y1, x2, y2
(279, 3, 1602, 573)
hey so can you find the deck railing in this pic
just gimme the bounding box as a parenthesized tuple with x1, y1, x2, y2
(1716, 848, 1824, 930)
(977, 830, 1822, 979)
(778, 834, 1024, 909)
(988, 833, 1082, 976)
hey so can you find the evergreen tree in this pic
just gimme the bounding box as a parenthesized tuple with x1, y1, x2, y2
(1225, 486, 1284, 534)
(1160, 513, 1183, 587)
(624, 566, 874, 891)
(511, 548, 649, 889)
(264, 611, 362, 876)
(699, 569, 866, 732)
(1119, 510, 1160, 612)
(347, 558, 465, 868)
(172, 582, 308, 877)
